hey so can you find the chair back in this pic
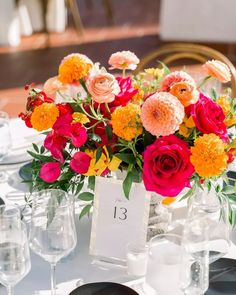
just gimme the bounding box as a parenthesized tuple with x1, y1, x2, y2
(135, 43, 236, 96)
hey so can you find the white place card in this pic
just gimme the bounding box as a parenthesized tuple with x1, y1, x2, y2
(90, 177, 151, 264)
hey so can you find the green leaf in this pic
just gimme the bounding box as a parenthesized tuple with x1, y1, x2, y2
(106, 146, 113, 160)
(123, 172, 133, 199)
(27, 151, 53, 162)
(88, 133, 102, 143)
(116, 153, 136, 164)
(179, 185, 196, 202)
(211, 88, 217, 101)
(40, 146, 45, 154)
(157, 61, 170, 75)
(75, 182, 84, 196)
(95, 147, 103, 163)
(79, 204, 92, 219)
(222, 186, 236, 195)
(88, 176, 95, 191)
(78, 192, 94, 201)
(32, 143, 39, 153)
(105, 124, 113, 140)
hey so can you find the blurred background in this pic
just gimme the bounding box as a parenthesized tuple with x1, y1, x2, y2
(0, 0, 236, 117)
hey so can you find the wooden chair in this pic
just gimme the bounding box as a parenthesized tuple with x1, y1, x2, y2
(134, 43, 236, 97)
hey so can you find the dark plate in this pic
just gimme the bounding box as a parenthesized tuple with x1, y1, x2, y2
(19, 163, 32, 181)
(69, 282, 138, 295)
(206, 258, 236, 295)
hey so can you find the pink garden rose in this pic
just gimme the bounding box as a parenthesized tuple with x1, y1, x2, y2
(203, 60, 231, 83)
(40, 162, 61, 183)
(108, 51, 140, 70)
(70, 152, 91, 174)
(142, 135, 194, 197)
(190, 93, 228, 142)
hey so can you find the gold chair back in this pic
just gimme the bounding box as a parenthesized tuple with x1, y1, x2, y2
(135, 43, 236, 97)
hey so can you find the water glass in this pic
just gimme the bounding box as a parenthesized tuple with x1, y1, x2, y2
(0, 220, 31, 295)
(180, 216, 209, 295)
(0, 111, 12, 182)
(0, 204, 21, 227)
(188, 190, 230, 263)
(146, 233, 183, 295)
(29, 189, 77, 295)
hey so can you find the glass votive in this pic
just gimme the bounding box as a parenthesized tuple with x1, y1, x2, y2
(126, 242, 149, 277)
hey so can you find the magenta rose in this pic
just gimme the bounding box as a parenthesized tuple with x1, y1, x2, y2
(142, 135, 194, 197)
(190, 93, 228, 141)
(40, 162, 61, 183)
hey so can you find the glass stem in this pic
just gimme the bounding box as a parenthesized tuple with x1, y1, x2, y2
(50, 263, 57, 295)
(7, 285, 14, 295)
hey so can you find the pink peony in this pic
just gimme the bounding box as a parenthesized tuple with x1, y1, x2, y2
(70, 152, 91, 174)
(40, 162, 61, 183)
(108, 51, 140, 70)
(142, 135, 194, 197)
(190, 93, 228, 142)
(44, 131, 67, 163)
(86, 73, 120, 104)
(203, 60, 231, 83)
(141, 92, 184, 137)
(160, 71, 196, 92)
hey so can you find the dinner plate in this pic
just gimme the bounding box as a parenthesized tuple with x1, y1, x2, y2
(0, 118, 44, 165)
(206, 258, 236, 295)
(69, 282, 138, 295)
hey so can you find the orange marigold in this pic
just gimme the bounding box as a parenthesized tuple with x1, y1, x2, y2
(190, 133, 228, 178)
(58, 53, 92, 84)
(30, 103, 59, 131)
(111, 103, 142, 141)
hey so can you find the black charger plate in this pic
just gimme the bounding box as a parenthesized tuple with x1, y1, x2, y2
(69, 282, 138, 295)
(206, 258, 236, 295)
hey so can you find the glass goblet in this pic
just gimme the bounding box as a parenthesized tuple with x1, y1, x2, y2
(0, 221, 31, 295)
(29, 189, 77, 295)
(0, 111, 12, 183)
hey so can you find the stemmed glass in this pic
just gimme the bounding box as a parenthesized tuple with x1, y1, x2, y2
(0, 111, 12, 183)
(29, 189, 77, 295)
(0, 220, 31, 295)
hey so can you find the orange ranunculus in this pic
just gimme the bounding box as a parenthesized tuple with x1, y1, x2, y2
(203, 60, 231, 83)
(170, 82, 199, 107)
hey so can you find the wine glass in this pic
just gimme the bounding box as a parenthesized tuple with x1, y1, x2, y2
(0, 203, 21, 228)
(29, 189, 77, 295)
(0, 220, 31, 295)
(0, 111, 12, 183)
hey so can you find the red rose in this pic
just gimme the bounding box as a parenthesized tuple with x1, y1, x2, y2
(191, 93, 228, 141)
(142, 135, 194, 197)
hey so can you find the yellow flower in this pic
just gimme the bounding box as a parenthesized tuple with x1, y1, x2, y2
(132, 89, 144, 104)
(162, 197, 176, 206)
(179, 116, 195, 137)
(58, 53, 92, 84)
(144, 68, 164, 78)
(225, 113, 236, 127)
(190, 134, 228, 178)
(84, 147, 121, 176)
(216, 96, 231, 115)
(72, 112, 90, 124)
(30, 103, 59, 131)
(111, 103, 142, 141)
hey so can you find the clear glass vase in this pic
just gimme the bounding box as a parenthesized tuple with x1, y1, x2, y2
(187, 185, 230, 264)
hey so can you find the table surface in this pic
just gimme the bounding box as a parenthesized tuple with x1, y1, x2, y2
(1, 118, 236, 295)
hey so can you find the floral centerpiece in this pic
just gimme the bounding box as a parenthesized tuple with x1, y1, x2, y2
(19, 51, 236, 221)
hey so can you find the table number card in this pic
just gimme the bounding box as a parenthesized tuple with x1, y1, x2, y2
(89, 177, 151, 264)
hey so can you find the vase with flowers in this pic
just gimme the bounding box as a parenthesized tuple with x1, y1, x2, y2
(19, 51, 236, 231)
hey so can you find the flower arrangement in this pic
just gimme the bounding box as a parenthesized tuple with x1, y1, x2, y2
(19, 51, 236, 220)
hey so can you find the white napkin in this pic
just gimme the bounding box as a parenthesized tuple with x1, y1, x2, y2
(36, 279, 83, 295)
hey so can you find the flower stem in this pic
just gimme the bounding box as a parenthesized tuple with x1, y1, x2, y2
(197, 76, 212, 90)
(122, 68, 126, 77)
